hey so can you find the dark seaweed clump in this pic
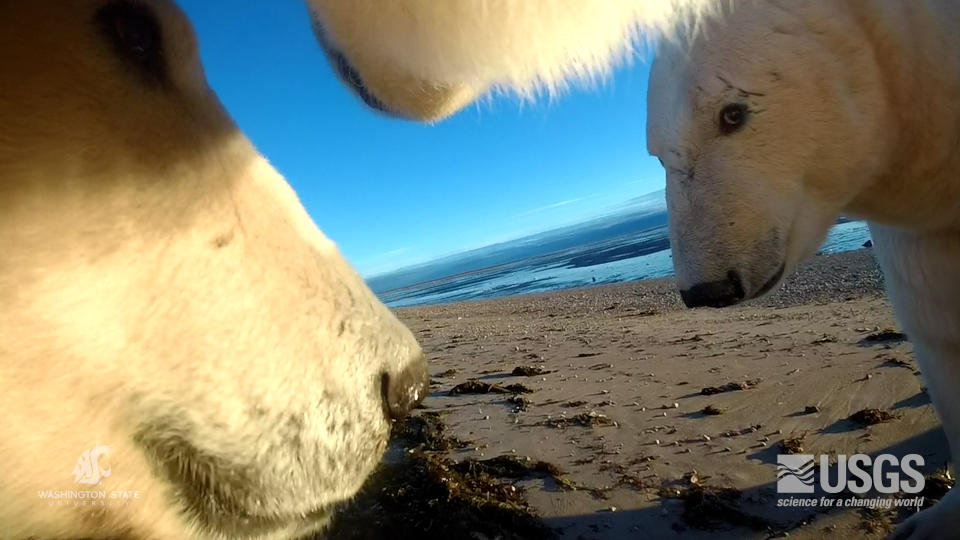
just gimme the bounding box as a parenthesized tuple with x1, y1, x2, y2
(450, 380, 534, 396)
(660, 476, 772, 532)
(392, 412, 470, 452)
(325, 412, 556, 539)
(542, 410, 616, 429)
(453, 455, 577, 491)
(701, 405, 725, 416)
(859, 329, 908, 346)
(780, 436, 805, 455)
(512, 365, 550, 376)
(849, 408, 897, 426)
(919, 468, 954, 509)
(325, 451, 555, 540)
(700, 379, 761, 396)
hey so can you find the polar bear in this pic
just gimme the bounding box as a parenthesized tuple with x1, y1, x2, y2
(311, 0, 960, 538)
(0, 1, 428, 539)
(645, 4, 960, 539)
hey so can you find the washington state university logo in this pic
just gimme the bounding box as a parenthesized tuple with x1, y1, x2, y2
(777, 454, 816, 493)
(72, 444, 112, 485)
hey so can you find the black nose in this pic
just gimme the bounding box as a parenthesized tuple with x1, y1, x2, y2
(680, 270, 746, 308)
(380, 356, 429, 421)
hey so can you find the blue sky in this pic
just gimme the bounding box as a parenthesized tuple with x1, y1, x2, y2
(179, 0, 666, 276)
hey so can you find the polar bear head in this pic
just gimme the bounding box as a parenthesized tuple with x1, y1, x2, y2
(646, 3, 892, 307)
(0, 1, 425, 538)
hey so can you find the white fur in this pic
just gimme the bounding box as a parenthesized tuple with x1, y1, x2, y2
(645, 3, 960, 538)
(872, 225, 960, 540)
(647, 2, 960, 538)
(312, 1, 960, 538)
(1, 1, 425, 539)
(307, 0, 716, 120)
(310, 0, 708, 92)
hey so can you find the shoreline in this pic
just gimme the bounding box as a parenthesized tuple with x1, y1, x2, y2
(397, 248, 885, 315)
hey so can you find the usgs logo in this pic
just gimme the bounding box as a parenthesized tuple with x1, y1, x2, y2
(777, 454, 925, 494)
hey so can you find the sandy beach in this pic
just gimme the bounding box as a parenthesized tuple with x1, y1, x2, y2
(327, 248, 951, 539)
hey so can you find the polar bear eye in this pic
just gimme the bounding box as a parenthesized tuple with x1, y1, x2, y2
(719, 103, 748, 135)
(95, 1, 166, 87)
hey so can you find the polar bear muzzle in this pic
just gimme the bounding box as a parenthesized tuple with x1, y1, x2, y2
(310, 12, 478, 122)
(0, 1, 428, 537)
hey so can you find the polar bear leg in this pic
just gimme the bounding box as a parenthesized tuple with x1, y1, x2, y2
(870, 224, 960, 539)
(890, 486, 960, 540)
(888, 334, 960, 540)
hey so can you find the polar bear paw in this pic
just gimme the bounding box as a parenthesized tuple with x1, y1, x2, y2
(889, 489, 960, 540)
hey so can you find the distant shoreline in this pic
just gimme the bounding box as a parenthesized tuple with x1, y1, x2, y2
(396, 248, 886, 314)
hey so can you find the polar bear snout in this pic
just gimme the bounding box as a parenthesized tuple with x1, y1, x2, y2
(668, 201, 790, 308)
(308, 7, 479, 122)
(679, 270, 746, 308)
(381, 354, 429, 421)
(0, 1, 433, 536)
(679, 261, 786, 308)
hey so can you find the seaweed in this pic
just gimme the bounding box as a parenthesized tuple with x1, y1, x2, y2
(507, 394, 531, 412)
(702, 405, 725, 416)
(326, 452, 555, 540)
(849, 409, 897, 426)
(859, 329, 908, 346)
(392, 412, 469, 452)
(542, 410, 616, 429)
(512, 365, 551, 376)
(700, 379, 762, 396)
(780, 436, 805, 455)
(660, 478, 772, 532)
(859, 507, 894, 535)
(449, 380, 534, 396)
(325, 415, 556, 539)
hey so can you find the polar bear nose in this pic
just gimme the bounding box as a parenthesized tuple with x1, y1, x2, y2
(680, 270, 746, 308)
(380, 354, 429, 421)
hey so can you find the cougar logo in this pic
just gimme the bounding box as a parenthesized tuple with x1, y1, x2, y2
(71, 445, 112, 486)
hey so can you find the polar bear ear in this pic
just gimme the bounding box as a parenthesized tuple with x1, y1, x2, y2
(305, 0, 710, 122)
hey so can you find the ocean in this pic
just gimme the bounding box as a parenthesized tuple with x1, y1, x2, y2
(375, 220, 873, 308)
